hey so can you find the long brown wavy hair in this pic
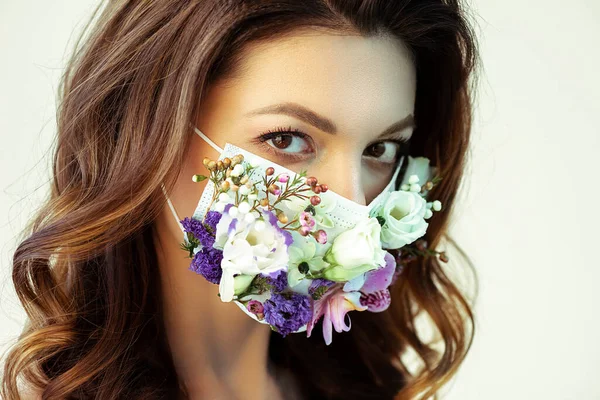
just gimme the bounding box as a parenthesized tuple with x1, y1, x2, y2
(2, 1, 480, 399)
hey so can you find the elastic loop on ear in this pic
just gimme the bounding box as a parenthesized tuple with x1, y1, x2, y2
(160, 182, 186, 235)
(190, 123, 223, 153)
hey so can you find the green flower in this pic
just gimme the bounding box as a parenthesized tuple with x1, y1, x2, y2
(287, 238, 329, 288)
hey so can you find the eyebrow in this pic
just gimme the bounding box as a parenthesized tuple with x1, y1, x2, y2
(244, 102, 415, 138)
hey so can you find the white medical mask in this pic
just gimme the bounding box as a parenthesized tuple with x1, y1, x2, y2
(161, 123, 405, 245)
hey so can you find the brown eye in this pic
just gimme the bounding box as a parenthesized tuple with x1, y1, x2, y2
(271, 134, 293, 149)
(363, 141, 402, 164)
(365, 142, 386, 158)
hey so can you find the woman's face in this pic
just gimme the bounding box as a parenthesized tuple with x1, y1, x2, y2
(173, 31, 416, 221)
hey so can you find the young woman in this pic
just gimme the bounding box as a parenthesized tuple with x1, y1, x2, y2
(2, 1, 479, 399)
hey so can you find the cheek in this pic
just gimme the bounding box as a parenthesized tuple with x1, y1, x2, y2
(172, 139, 213, 218)
(361, 162, 396, 203)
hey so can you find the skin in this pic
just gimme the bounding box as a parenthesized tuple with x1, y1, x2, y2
(153, 29, 416, 400)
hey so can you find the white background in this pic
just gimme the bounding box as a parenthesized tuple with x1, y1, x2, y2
(1, 1, 599, 399)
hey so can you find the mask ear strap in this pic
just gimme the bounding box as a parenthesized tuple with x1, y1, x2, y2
(160, 183, 187, 237)
(192, 125, 223, 153)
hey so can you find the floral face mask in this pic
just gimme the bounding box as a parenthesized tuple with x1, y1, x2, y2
(160, 123, 445, 345)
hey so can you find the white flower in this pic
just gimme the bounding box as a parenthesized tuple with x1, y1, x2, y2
(214, 207, 290, 302)
(287, 235, 329, 289)
(239, 185, 251, 196)
(399, 156, 436, 188)
(322, 217, 386, 282)
(231, 164, 245, 177)
(377, 190, 428, 249)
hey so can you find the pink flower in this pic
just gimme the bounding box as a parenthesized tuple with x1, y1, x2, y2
(278, 173, 290, 183)
(306, 284, 367, 345)
(299, 211, 316, 230)
(359, 289, 391, 312)
(312, 229, 327, 244)
(247, 299, 265, 320)
(360, 252, 396, 293)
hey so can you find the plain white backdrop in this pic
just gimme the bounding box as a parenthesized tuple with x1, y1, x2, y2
(1, 1, 599, 399)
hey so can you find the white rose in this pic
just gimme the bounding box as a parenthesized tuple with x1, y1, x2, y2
(322, 217, 386, 282)
(215, 209, 290, 302)
(378, 190, 428, 249)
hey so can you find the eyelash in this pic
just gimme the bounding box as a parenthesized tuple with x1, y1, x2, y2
(253, 125, 313, 161)
(254, 125, 410, 161)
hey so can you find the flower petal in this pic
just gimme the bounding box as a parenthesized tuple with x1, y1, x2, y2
(360, 289, 391, 312)
(360, 252, 396, 293)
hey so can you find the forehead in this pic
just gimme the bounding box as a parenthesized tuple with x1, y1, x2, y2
(216, 31, 417, 134)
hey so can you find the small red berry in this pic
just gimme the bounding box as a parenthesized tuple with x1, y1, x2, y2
(306, 177, 318, 187)
(310, 195, 321, 206)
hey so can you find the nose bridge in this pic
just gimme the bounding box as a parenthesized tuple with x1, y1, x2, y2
(313, 150, 366, 206)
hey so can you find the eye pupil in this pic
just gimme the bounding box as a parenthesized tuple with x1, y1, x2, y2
(272, 134, 292, 149)
(367, 142, 386, 158)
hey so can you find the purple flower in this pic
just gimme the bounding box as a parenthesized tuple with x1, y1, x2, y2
(181, 217, 204, 239)
(262, 269, 288, 293)
(261, 209, 293, 247)
(359, 289, 391, 313)
(204, 211, 222, 231)
(360, 252, 396, 293)
(263, 292, 312, 337)
(180, 212, 222, 249)
(190, 247, 223, 284)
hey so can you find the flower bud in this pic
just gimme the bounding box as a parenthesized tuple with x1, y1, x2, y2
(230, 155, 241, 167)
(415, 239, 428, 251)
(319, 184, 328, 193)
(312, 229, 327, 244)
(238, 185, 250, 196)
(260, 198, 269, 207)
(222, 157, 232, 168)
(207, 161, 217, 171)
(310, 195, 321, 206)
(221, 180, 230, 191)
(439, 252, 449, 263)
(247, 300, 264, 315)
(216, 160, 224, 170)
(240, 175, 249, 185)
(266, 167, 275, 176)
(268, 184, 281, 196)
(278, 173, 290, 183)
(312, 185, 321, 194)
(238, 201, 251, 214)
(306, 177, 318, 187)
(277, 212, 288, 224)
(298, 226, 310, 236)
